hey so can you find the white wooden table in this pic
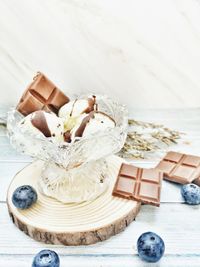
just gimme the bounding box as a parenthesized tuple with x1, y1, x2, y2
(1, 107, 200, 267)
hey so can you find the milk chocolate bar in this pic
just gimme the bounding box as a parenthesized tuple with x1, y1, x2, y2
(17, 72, 70, 116)
(156, 151, 200, 184)
(112, 163, 163, 206)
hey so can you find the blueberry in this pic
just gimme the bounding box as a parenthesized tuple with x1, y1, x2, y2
(181, 183, 200, 205)
(12, 185, 37, 209)
(32, 250, 60, 267)
(137, 232, 165, 262)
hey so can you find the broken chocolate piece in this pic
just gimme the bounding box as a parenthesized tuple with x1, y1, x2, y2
(112, 163, 163, 206)
(17, 72, 70, 116)
(156, 151, 200, 184)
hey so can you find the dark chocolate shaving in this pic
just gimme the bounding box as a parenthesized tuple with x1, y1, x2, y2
(70, 99, 78, 117)
(31, 111, 51, 137)
(75, 111, 95, 138)
(94, 103, 98, 112)
(96, 111, 116, 126)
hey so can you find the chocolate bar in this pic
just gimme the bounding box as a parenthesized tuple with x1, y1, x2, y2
(112, 163, 163, 206)
(17, 72, 70, 116)
(156, 151, 200, 184)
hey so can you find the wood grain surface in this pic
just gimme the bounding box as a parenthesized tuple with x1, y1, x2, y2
(7, 157, 141, 245)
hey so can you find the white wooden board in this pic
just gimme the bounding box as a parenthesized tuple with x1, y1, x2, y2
(1, 107, 200, 266)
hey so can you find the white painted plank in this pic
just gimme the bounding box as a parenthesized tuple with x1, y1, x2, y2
(0, 107, 200, 264)
(0, 203, 200, 256)
(0, 162, 29, 201)
(1, 254, 200, 267)
(0, 145, 31, 162)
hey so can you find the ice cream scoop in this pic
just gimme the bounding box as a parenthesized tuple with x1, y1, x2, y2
(59, 96, 96, 119)
(69, 111, 116, 142)
(19, 110, 64, 142)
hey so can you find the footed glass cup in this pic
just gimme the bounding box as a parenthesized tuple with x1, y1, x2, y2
(7, 95, 128, 203)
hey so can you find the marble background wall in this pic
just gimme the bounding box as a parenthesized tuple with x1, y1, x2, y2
(0, 0, 200, 108)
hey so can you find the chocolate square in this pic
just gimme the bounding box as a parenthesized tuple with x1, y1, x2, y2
(139, 182, 159, 200)
(120, 163, 138, 178)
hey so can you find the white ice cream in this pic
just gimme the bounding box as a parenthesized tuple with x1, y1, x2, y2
(59, 99, 90, 118)
(19, 110, 65, 142)
(70, 112, 115, 142)
(83, 112, 115, 137)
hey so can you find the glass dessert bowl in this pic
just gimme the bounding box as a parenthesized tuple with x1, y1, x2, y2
(7, 95, 128, 203)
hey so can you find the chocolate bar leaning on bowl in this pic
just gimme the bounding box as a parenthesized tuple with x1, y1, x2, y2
(156, 151, 200, 184)
(112, 163, 163, 206)
(17, 72, 70, 116)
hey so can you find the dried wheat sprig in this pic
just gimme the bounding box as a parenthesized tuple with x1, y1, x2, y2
(119, 119, 182, 159)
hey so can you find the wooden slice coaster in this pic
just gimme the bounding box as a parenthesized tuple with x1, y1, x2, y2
(7, 156, 141, 246)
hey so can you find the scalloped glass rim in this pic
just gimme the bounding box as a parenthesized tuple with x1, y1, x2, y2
(7, 94, 128, 170)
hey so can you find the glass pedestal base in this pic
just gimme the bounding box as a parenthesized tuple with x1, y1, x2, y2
(38, 158, 109, 203)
